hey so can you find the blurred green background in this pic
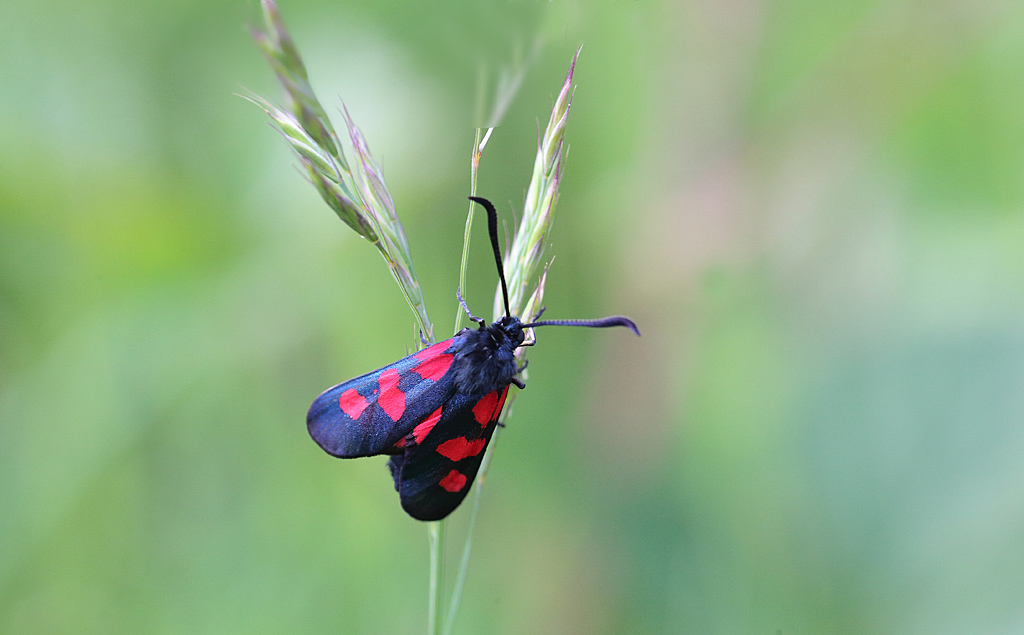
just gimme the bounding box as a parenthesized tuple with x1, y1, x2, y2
(3, 0, 1024, 633)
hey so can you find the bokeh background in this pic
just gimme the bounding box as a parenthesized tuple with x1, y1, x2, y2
(3, 0, 1024, 633)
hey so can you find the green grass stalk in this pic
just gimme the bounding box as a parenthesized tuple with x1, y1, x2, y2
(427, 520, 445, 635)
(453, 127, 495, 335)
(443, 49, 580, 635)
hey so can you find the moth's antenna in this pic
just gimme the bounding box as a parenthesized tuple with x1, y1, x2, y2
(522, 316, 641, 336)
(468, 196, 511, 318)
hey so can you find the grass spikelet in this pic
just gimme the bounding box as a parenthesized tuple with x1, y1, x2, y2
(249, 0, 433, 340)
(494, 47, 579, 321)
(342, 107, 432, 340)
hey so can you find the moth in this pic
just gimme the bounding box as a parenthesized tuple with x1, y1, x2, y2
(307, 196, 639, 520)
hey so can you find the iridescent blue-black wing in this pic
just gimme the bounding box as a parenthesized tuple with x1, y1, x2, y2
(307, 339, 459, 458)
(388, 385, 510, 521)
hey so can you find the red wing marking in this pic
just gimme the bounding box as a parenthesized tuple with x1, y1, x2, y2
(436, 437, 487, 462)
(391, 436, 406, 449)
(412, 354, 454, 381)
(492, 386, 509, 422)
(413, 407, 443, 443)
(438, 469, 467, 493)
(377, 368, 406, 421)
(338, 389, 369, 419)
(413, 340, 450, 361)
(472, 390, 499, 426)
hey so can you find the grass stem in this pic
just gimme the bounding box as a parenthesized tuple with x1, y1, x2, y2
(443, 49, 578, 634)
(427, 520, 445, 635)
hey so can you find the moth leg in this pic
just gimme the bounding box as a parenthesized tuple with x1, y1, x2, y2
(531, 305, 546, 321)
(511, 360, 528, 389)
(456, 287, 486, 328)
(418, 329, 430, 346)
(496, 420, 506, 428)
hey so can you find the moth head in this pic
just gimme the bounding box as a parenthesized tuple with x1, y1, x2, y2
(491, 315, 526, 347)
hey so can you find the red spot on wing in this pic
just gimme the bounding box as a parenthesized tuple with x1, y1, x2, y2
(391, 436, 406, 449)
(413, 340, 450, 361)
(413, 407, 443, 443)
(377, 368, 405, 421)
(436, 437, 487, 461)
(472, 391, 498, 426)
(438, 469, 467, 492)
(338, 389, 368, 419)
(412, 354, 454, 381)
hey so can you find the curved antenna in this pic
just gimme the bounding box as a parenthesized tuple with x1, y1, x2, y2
(523, 316, 641, 336)
(468, 196, 511, 318)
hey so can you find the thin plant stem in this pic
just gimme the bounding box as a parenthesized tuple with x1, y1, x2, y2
(435, 125, 493, 635)
(454, 127, 495, 334)
(440, 126, 494, 634)
(443, 49, 578, 634)
(427, 521, 445, 635)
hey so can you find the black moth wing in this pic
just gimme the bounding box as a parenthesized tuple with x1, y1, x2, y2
(307, 339, 460, 458)
(389, 385, 510, 521)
